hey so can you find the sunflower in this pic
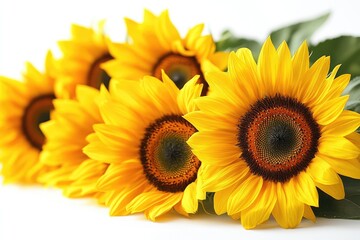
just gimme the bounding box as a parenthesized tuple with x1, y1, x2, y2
(0, 52, 57, 183)
(185, 38, 360, 229)
(83, 73, 203, 219)
(56, 22, 113, 98)
(38, 85, 108, 197)
(103, 9, 228, 95)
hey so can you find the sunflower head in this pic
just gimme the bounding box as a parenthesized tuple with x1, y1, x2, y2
(0, 51, 58, 183)
(84, 72, 203, 219)
(38, 85, 107, 197)
(55, 21, 113, 98)
(185, 38, 360, 229)
(103, 9, 229, 95)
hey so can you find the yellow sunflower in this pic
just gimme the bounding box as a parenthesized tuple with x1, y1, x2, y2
(38, 85, 107, 197)
(185, 38, 360, 229)
(103, 9, 228, 95)
(83, 73, 203, 219)
(0, 52, 57, 183)
(56, 22, 113, 98)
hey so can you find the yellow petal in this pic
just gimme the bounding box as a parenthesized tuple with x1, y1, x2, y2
(276, 41, 293, 95)
(156, 10, 181, 50)
(187, 128, 237, 147)
(177, 75, 202, 114)
(96, 160, 142, 191)
(184, 24, 204, 50)
(272, 183, 304, 228)
(127, 190, 171, 213)
(227, 175, 263, 215)
(346, 132, 360, 147)
(70, 159, 107, 180)
(181, 182, 198, 213)
(319, 136, 359, 160)
(231, 50, 262, 103)
(108, 182, 148, 216)
(326, 73, 351, 100)
(307, 156, 340, 185)
(145, 194, 182, 221)
(208, 51, 229, 70)
(240, 181, 276, 229)
(194, 95, 240, 119)
(213, 183, 238, 215)
(322, 110, 360, 136)
(303, 204, 316, 222)
(291, 41, 309, 89)
(317, 153, 360, 179)
(205, 68, 240, 106)
(174, 202, 189, 217)
(141, 74, 180, 115)
(315, 176, 345, 200)
(291, 172, 319, 207)
(199, 161, 248, 193)
(258, 37, 278, 96)
(188, 130, 240, 167)
(312, 95, 349, 125)
(93, 124, 139, 153)
(194, 35, 215, 58)
(299, 56, 330, 105)
(83, 140, 127, 163)
(184, 110, 237, 132)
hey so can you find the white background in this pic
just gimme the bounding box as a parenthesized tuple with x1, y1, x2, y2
(0, 0, 360, 239)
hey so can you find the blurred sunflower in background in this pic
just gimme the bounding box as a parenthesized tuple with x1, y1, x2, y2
(38, 85, 108, 197)
(103, 9, 228, 95)
(84, 73, 202, 219)
(56, 22, 113, 98)
(0, 52, 58, 183)
(185, 38, 360, 229)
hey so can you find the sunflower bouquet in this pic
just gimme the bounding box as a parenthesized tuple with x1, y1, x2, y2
(0, 9, 359, 229)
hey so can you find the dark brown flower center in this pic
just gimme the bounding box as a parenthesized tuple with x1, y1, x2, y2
(237, 95, 320, 183)
(140, 115, 200, 192)
(153, 53, 208, 95)
(87, 53, 113, 89)
(22, 94, 55, 150)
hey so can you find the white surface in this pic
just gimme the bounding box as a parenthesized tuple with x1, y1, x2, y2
(1, 0, 360, 239)
(0, 183, 360, 240)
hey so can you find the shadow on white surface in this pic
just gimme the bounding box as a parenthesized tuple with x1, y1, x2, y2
(0, 183, 359, 240)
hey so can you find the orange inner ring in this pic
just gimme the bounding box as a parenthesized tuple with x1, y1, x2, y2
(140, 115, 200, 192)
(152, 53, 208, 95)
(246, 108, 312, 172)
(238, 95, 320, 182)
(22, 94, 55, 150)
(87, 53, 113, 89)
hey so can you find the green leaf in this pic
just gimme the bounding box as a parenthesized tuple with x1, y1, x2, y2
(313, 176, 360, 219)
(216, 30, 261, 59)
(200, 192, 216, 215)
(343, 76, 360, 112)
(270, 12, 330, 51)
(309, 36, 360, 76)
(343, 176, 360, 196)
